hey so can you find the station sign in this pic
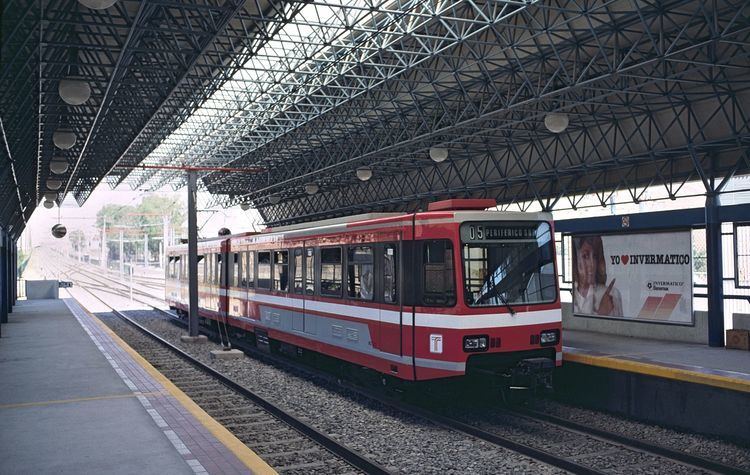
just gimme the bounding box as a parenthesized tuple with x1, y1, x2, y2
(460, 222, 540, 243)
(572, 231, 693, 325)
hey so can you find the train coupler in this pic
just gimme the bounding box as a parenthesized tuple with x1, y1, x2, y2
(500, 357, 555, 403)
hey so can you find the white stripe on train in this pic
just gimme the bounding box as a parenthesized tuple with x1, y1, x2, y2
(220, 289, 561, 329)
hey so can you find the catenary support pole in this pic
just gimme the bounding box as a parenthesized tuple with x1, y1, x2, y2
(161, 215, 169, 268)
(119, 230, 124, 275)
(187, 170, 199, 337)
(100, 219, 107, 269)
(705, 193, 724, 347)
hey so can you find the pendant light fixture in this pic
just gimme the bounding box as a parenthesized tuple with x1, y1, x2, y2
(46, 179, 63, 190)
(53, 129, 76, 149)
(50, 159, 69, 175)
(59, 79, 91, 105)
(544, 112, 569, 134)
(429, 147, 448, 163)
(78, 0, 117, 9)
(356, 166, 373, 181)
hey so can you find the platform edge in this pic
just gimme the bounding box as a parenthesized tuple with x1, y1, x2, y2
(564, 352, 750, 394)
(80, 303, 278, 475)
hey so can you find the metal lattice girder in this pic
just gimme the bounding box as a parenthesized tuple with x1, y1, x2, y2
(2, 0, 750, 233)
(204, 0, 749, 226)
(0, 0, 300, 231)
(124, 0, 534, 192)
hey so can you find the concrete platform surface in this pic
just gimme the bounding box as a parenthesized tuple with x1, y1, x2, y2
(0, 298, 269, 475)
(564, 329, 750, 383)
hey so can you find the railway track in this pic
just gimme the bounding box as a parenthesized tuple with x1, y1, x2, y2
(53, 257, 748, 475)
(60, 273, 391, 474)
(159, 310, 745, 475)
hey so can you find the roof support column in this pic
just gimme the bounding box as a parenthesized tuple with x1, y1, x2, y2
(6, 234, 12, 314)
(705, 193, 724, 347)
(187, 170, 199, 337)
(11, 239, 16, 307)
(1, 229, 8, 328)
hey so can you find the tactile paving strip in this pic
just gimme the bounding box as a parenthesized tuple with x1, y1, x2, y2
(64, 298, 252, 475)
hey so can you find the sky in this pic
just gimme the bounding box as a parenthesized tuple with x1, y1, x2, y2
(21, 183, 264, 253)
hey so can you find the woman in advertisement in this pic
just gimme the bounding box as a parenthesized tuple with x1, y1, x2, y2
(573, 235, 624, 317)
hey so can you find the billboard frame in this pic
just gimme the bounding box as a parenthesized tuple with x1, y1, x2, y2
(571, 229, 695, 327)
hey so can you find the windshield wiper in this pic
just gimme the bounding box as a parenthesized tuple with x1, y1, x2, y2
(497, 293, 516, 316)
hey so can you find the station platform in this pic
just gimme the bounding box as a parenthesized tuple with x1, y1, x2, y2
(558, 329, 750, 442)
(563, 329, 750, 393)
(0, 298, 273, 475)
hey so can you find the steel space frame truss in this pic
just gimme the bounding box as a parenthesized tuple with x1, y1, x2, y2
(0, 0, 302, 237)
(124, 0, 750, 227)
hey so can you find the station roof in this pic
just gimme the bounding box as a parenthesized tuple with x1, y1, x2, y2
(1, 0, 748, 237)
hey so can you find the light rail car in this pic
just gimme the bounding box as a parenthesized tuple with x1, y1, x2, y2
(166, 199, 562, 384)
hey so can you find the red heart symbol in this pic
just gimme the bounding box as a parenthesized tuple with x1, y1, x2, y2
(621, 255, 629, 265)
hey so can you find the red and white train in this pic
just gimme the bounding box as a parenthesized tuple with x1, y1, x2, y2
(165, 199, 561, 383)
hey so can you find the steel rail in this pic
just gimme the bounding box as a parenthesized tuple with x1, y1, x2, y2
(163, 312, 747, 475)
(514, 408, 747, 475)
(51, 251, 746, 475)
(64, 277, 391, 475)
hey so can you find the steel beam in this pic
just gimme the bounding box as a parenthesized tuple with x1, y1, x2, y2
(705, 193, 725, 347)
(187, 170, 199, 337)
(0, 229, 7, 325)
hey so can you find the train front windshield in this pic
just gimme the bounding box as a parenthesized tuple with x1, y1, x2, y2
(461, 221, 556, 307)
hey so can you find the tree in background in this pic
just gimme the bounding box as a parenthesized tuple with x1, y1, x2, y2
(96, 195, 185, 265)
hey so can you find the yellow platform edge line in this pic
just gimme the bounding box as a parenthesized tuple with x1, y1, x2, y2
(82, 306, 277, 475)
(564, 352, 750, 394)
(0, 392, 161, 410)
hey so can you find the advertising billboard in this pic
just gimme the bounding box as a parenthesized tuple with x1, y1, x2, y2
(572, 231, 693, 324)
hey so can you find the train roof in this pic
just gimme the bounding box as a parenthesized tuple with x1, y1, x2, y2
(167, 200, 552, 251)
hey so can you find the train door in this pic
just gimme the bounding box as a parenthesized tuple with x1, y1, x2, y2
(302, 245, 316, 335)
(378, 241, 401, 356)
(290, 247, 305, 332)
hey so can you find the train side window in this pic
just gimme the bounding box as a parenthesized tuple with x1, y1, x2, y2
(320, 247, 342, 297)
(257, 251, 271, 289)
(232, 253, 240, 287)
(246, 251, 255, 288)
(305, 248, 315, 295)
(197, 255, 205, 282)
(293, 249, 304, 294)
(273, 250, 289, 292)
(216, 254, 223, 286)
(347, 246, 374, 300)
(383, 244, 398, 304)
(422, 240, 456, 306)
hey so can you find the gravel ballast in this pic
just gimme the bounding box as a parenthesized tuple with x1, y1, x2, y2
(126, 310, 563, 474)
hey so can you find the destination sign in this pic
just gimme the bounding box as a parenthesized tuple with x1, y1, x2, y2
(460, 222, 539, 242)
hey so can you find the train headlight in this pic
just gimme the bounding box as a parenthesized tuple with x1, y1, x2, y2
(463, 335, 489, 352)
(540, 330, 559, 346)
